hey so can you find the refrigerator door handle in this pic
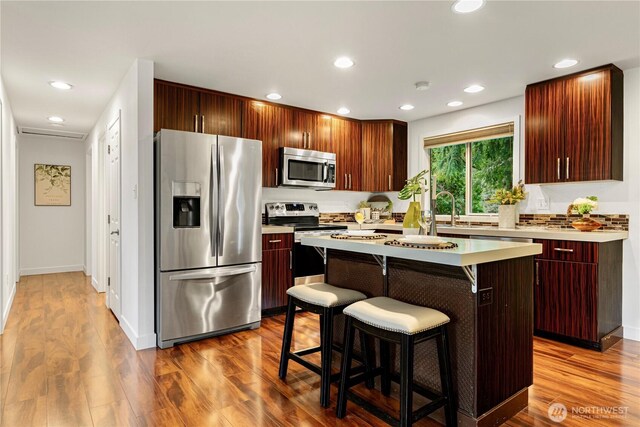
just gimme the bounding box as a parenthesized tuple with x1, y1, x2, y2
(218, 144, 226, 257)
(168, 265, 257, 281)
(210, 144, 217, 259)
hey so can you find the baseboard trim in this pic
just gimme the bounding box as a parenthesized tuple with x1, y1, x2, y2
(120, 315, 156, 350)
(20, 265, 84, 276)
(623, 325, 640, 342)
(1, 283, 17, 334)
(91, 276, 102, 293)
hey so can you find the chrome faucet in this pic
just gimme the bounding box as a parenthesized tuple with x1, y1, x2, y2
(428, 191, 457, 236)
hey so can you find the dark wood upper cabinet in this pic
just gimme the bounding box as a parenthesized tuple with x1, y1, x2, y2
(199, 91, 243, 137)
(330, 117, 362, 191)
(242, 101, 293, 187)
(525, 64, 623, 184)
(361, 121, 407, 192)
(154, 80, 243, 137)
(154, 80, 200, 133)
(290, 110, 332, 151)
(525, 80, 564, 184)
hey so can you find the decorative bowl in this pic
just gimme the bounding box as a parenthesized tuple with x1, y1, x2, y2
(571, 216, 602, 232)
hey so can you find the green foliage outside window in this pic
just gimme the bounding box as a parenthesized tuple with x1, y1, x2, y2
(429, 137, 513, 215)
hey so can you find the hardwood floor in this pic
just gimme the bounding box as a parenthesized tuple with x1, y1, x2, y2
(1, 272, 638, 426)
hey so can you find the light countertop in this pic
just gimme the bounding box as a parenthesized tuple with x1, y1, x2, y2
(301, 235, 542, 267)
(262, 225, 294, 234)
(322, 222, 628, 243)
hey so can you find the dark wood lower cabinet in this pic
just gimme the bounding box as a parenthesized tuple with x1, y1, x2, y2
(534, 239, 622, 351)
(261, 233, 293, 316)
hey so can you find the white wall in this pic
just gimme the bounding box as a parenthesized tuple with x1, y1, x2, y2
(408, 67, 640, 341)
(86, 59, 155, 349)
(18, 135, 85, 275)
(0, 76, 18, 334)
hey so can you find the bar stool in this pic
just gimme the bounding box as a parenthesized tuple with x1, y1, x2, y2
(278, 282, 369, 407)
(336, 297, 456, 427)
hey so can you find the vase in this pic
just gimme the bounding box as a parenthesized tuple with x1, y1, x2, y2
(498, 204, 517, 229)
(403, 201, 421, 235)
(571, 215, 602, 232)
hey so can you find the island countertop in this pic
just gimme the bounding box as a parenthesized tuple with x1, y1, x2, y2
(301, 235, 542, 266)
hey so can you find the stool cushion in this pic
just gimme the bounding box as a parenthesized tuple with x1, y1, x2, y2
(343, 297, 450, 335)
(286, 283, 367, 308)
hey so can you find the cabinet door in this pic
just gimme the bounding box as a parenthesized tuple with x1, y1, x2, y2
(525, 81, 565, 184)
(199, 91, 243, 137)
(564, 70, 611, 182)
(362, 121, 393, 192)
(330, 118, 362, 191)
(154, 81, 200, 133)
(261, 249, 292, 311)
(242, 101, 293, 187)
(392, 123, 408, 191)
(290, 110, 332, 151)
(535, 260, 598, 341)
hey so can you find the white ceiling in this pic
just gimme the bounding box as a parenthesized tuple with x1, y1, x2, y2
(2, 1, 639, 134)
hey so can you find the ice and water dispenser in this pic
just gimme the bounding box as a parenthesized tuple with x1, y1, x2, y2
(172, 182, 201, 228)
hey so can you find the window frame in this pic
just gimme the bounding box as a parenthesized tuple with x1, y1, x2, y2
(423, 117, 520, 217)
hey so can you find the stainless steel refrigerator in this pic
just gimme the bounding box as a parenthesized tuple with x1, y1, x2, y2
(155, 129, 262, 348)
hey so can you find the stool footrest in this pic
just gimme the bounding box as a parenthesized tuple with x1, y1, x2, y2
(289, 353, 322, 375)
(292, 346, 322, 357)
(347, 391, 400, 427)
(413, 398, 447, 423)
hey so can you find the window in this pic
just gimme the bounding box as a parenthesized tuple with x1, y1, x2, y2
(425, 123, 514, 216)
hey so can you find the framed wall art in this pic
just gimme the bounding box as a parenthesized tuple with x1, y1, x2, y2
(34, 164, 71, 206)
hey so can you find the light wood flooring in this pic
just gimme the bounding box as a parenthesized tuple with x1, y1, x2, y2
(0, 272, 638, 426)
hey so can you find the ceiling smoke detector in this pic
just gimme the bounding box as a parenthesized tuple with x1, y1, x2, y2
(415, 81, 430, 91)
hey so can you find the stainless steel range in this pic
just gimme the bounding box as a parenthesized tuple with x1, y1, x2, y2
(265, 202, 347, 285)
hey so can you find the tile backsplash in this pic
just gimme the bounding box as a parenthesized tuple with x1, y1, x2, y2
(317, 212, 629, 231)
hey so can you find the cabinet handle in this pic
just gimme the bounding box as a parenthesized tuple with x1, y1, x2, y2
(554, 248, 574, 253)
(349, 173, 352, 190)
(302, 132, 306, 149)
(557, 158, 561, 180)
(194, 115, 198, 133)
(289, 250, 292, 270)
(345, 174, 348, 189)
(201, 115, 205, 133)
(268, 239, 282, 243)
(388, 175, 392, 191)
(566, 157, 570, 180)
(275, 168, 278, 186)
(308, 132, 312, 149)
(535, 261, 539, 287)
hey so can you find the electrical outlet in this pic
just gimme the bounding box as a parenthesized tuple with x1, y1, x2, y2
(478, 288, 493, 306)
(536, 197, 550, 210)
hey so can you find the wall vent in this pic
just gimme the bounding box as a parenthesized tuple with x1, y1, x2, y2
(19, 127, 86, 141)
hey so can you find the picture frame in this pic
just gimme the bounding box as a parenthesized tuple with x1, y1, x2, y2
(34, 163, 71, 206)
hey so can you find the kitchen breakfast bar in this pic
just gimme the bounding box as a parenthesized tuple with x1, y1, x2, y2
(301, 235, 543, 426)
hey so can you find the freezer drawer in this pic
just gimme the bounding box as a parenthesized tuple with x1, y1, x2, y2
(158, 263, 261, 347)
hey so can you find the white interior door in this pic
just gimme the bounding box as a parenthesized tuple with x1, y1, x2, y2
(107, 116, 121, 319)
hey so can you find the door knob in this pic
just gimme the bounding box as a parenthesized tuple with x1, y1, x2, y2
(111, 230, 120, 236)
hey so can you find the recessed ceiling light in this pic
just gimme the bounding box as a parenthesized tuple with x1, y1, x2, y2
(266, 92, 282, 100)
(554, 59, 579, 69)
(50, 123, 65, 127)
(48, 116, 64, 123)
(452, 0, 485, 14)
(337, 107, 350, 115)
(399, 104, 415, 111)
(334, 57, 355, 69)
(415, 81, 430, 91)
(49, 81, 73, 90)
(447, 101, 463, 107)
(464, 84, 485, 93)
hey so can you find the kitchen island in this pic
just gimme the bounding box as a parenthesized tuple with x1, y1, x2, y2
(301, 235, 543, 426)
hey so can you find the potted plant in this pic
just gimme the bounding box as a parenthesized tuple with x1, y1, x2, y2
(487, 181, 526, 229)
(398, 169, 429, 233)
(567, 196, 601, 231)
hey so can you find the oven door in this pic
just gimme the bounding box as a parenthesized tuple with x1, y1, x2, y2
(280, 149, 336, 189)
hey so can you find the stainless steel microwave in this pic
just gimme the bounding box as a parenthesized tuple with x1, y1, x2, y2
(279, 147, 336, 189)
